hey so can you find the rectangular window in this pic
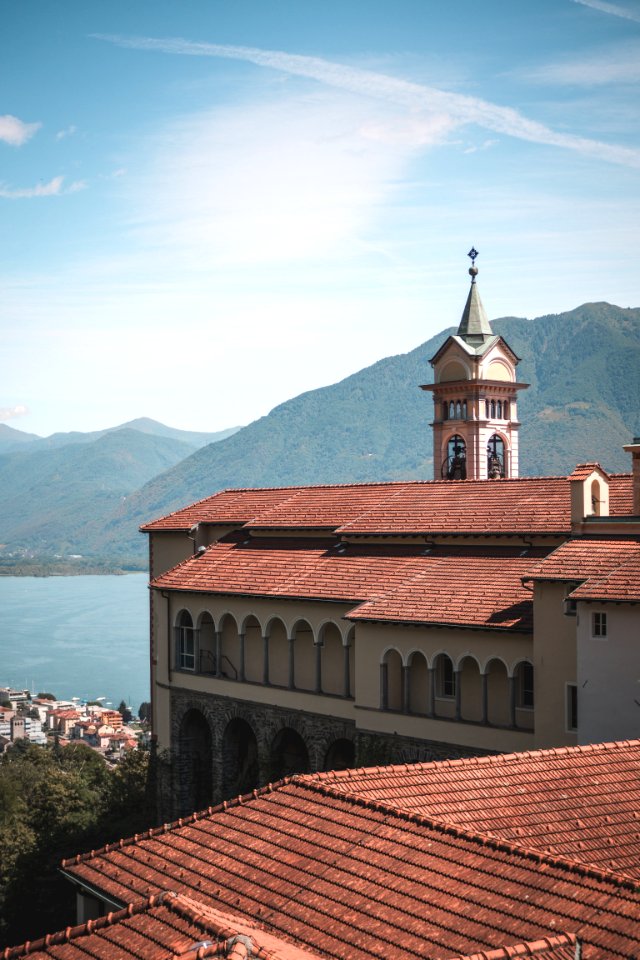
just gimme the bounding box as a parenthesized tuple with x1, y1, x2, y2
(438, 658, 456, 699)
(175, 626, 196, 671)
(592, 612, 607, 638)
(566, 683, 578, 732)
(518, 663, 534, 709)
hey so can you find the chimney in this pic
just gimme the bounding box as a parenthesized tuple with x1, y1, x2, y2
(623, 438, 640, 515)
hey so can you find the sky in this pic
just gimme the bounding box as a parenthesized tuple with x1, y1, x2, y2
(1, 0, 639, 437)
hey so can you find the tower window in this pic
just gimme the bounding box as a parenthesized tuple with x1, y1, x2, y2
(443, 435, 466, 480)
(490, 399, 496, 418)
(503, 401, 509, 419)
(462, 400, 467, 419)
(497, 400, 502, 418)
(449, 401, 455, 419)
(455, 401, 462, 419)
(487, 434, 505, 479)
(442, 401, 448, 420)
(485, 400, 490, 418)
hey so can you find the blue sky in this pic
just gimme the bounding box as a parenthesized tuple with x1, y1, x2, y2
(2, 0, 639, 436)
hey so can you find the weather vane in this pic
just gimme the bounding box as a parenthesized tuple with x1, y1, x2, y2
(467, 247, 479, 264)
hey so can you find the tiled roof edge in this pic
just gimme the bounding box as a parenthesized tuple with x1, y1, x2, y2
(440, 932, 577, 960)
(294, 778, 640, 892)
(1, 892, 177, 959)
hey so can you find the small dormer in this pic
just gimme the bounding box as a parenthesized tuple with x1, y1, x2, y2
(568, 463, 610, 526)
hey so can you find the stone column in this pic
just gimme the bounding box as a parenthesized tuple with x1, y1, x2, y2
(288, 637, 295, 690)
(314, 642, 322, 695)
(238, 633, 245, 682)
(454, 670, 462, 721)
(402, 665, 410, 714)
(380, 663, 388, 711)
(428, 667, 436, 718)
(481, 672, 488, 725)
(262, 634, 269, 686)
(343, 644, 351, 699)
(509, 675, 517, 729)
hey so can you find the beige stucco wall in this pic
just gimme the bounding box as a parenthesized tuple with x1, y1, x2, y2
(531, 581, 577, 748)
(150, 532, 194, 580)
(577, 602, 640, 744)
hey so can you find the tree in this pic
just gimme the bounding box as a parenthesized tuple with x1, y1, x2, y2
(138, 701, 151, 723)
(36, 692, 57, 701)
(117, 699, 132, 724)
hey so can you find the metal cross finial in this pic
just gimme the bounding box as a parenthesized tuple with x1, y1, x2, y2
(467, 247, 479, 264)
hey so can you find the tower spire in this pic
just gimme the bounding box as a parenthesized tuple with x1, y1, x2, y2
(457, 247, 493, 343)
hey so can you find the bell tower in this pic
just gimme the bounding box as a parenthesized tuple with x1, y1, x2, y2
(421, 249, 528, 481)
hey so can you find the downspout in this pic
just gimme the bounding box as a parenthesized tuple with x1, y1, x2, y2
(161, 590, 172, 684)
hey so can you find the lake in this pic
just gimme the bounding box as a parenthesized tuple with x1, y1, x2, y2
(0, 573, 149, 713)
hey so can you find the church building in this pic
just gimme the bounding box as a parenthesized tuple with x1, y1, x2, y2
(141, 255, 640, 817)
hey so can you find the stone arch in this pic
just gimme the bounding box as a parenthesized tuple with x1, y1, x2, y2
(197, 610, 216, 676)
(219, 612, 241, 681)
(177, 708, 213, 815)
(407, 650, 429, 715)
(266, 616, 289, 688)
(270, 727, 310, 781)
(381, 648, 403, 712)
(442, 434, 467, 480)
(458, 654, 482, 723)
(486, 359, 513, 382)
(242, 614, 263, 684)
(487, 432, 509, 479)
(432, 652, 456, 719)
(439, 359, 470, 383)
(175, 609, 195, 671)
(485, 657, 509, 726)
(222, 716, 259, 800)
(323, 738, 355, 772)
(292, 619, 315, 691)
(590, 478, 601, 516)
(318, 621, 343, 696)
(513, 658, 535, 716)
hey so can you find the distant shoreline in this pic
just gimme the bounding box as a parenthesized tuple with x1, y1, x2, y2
(0, 561, 147, 577)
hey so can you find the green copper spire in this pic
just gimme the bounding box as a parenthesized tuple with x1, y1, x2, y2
(457, 248, 493, 343)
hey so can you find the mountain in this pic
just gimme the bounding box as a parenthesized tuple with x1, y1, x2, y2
(100, 302, 640, 561)
(2, 302, 638, 568)
(0, 424, 41, 455)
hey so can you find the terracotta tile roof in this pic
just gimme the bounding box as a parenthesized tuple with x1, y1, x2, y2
(142, 475, 634, 536)
(525, 538, 640, 583)
(567, 463, 608, 481)
(61, 779, 640, 960)
(569, 550, 640, 602)
(441, 933, 578, 960)
(152, 542, 535, 631)
(305, 739, 640, 879)
(1, 891, 323, 960)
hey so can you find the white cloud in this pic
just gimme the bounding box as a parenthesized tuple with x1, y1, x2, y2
(0, 405, 28, 422)
(94, 34, 640, 168)
(525, 41, 640, 85)
(0, 175, 86, 199)
(572, 0, 640, 23)
(0, 114, 41, 147)
(55, 124, 77, 141)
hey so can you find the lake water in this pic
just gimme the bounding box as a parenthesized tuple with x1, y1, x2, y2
(0, 574, 149, 713)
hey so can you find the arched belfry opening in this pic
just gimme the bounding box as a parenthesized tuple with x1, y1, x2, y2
(421, 249, 528, 481)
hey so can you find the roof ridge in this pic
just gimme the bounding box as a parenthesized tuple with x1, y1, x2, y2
(439, 932, 577, 960)
(304, 738, 640, 785)
(294, 778, 640, 892)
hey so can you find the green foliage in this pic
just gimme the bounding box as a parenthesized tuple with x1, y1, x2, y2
(0, 741, 151, 946)
(138, 701, 151, 723)
(36, 692, 56, 701)
(117, 699, 133, 723)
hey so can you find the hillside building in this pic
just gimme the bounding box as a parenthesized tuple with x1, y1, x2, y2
(141, 259, 640, 816)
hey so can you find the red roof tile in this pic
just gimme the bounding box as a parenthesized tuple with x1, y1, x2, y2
(141, 475, 634, 537)
(305, 739, 640, 879)
(525, 538, 640, 583)
(441, 933, 578, 960)
(569, 550, 640, 602)
(61, 778, 640, 960)
(152, 542, 535, 631)
(567, 463, 609, 481)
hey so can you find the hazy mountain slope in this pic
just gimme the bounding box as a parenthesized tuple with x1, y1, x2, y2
(22, 418, 241, 452)
(103, 302, 640, 560)
(0, 429, 196, 555)
(0, 424, 41, 455)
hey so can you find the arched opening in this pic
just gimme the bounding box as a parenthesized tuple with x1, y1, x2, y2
(408, 651, 428, 715)
(490, 399, 496, 418)
(503, 401, 510, 420)
(267, 618, 289, 687)
(243, 615, 263, 683)
(487, 434, 506, 479)
(497, 400, 502, 418)
(486, 658, 509, 726)
(178, 709, 213, 814)
(323, 738, 355, 772)
(462, 400, 467, 419)
(442, 401, 449, 421)
(175, 610, 195, 671)
(442, 435, 467, 480)
(319, 622, 343, 696)
(455, 400, 462, 419)
(222, 717, 259, 799)
(219, 613, 241, 680)
(459, 655, 482, 723)
(514, 661, 535, 730)
(591, 479, 601, 516)
(381, 649, 403, 711)
(198, 612, 215, 675)
(270, 727, 310, 781)
(292, 620, 315, 691)
(449, 400, 455, 419)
